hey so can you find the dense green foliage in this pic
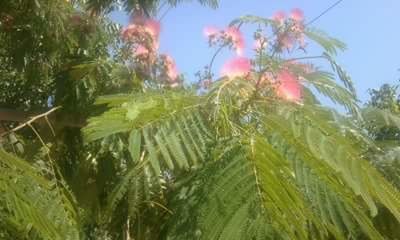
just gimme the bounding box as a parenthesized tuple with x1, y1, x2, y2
(1, 1, 400, 239)
(364, 83, 400, 188)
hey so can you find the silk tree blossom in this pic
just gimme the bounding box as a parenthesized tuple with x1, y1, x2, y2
(203, 25, 246, 56)
(121, 20, 161, 43)
(272, 11, 286, 25)
(167, 63, 179, 81)
(276, 70, 302, 103)
(133, 45, 149, 56)
(121, 17, 161, 55)
(203, 26, 221, 45)
(272, 9, 304, 24)
(203, 26, 219, 38)
(289, 8, 305, 48)
(121, 24, 138, 40)
(290, 8, 304, 22)
(129, 15, 161, 38)
(220, 57, 251, 79)
(277, 33, 295, 50)
(143, 19, 161, 39)
(270, 9, 306, 51)
(162, 54, 179, 82)
(225, 27, 245, 56)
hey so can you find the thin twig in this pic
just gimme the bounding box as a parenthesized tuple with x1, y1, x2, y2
(143, 200, 174, 215)
(207, 43, 228, 78)
(284, 55, 325, 63)
(126, 217, 131, 240)
(28, 123, 48, 153)
(45, 116, 56, 137)
(0, 106, 61, 138)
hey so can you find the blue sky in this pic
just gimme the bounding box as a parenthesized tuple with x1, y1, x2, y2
(111, 0, 400, 104)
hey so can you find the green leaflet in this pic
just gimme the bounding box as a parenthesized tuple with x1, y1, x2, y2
(104, 162, 145, 221)
(0, 150, 50, 189)
(128, 129, 141, 162)
(258, 104, 399, 239)
(301, 71, 359, 116)
(323, 52, 357, 96)
(305, 28, 347, 56)
(83, 91, 202, 142)
(166, 138, 329, 240)
(154, 129, 175, 170)
(174, 117, 199, 166)
(229, 15, 275, 26)
(143, 127, 161, 175)
(0, 150, 80, 240)
(124, 99, 158, 121)
(165, 130, 190, 170)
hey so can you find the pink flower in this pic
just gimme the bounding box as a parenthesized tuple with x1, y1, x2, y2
(133, 45, 149, 56)
(202, 25, 245, 56)
(290, 8, 304, 22)
(220, 57, 251, 79)
(203, 26, 219, 38)
(276, 70, 302, 103)
(121, 18, 161, 58)
(144, 19, 161, 39)
(121, 18, 161, 43)
(121, 24, 137, 40)
(278, 34, 295, 50)
(163, 55, 179, 81)
(272, 11, 286, 24)
(225, 27, 245, 56)
(167, 65, 179, 81)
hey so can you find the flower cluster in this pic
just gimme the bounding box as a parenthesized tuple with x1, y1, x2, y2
(203, 26, 245, 56)
(275, 70, 302, 103)
(220, 57, 251, 79)
(121, 8, 309, 101)
(271, 8, 306, 51)
(122, 15, 161, 62)
(160, 54, 179, 86)
(202, 8, 310, 103)
(121, 14, 180, 87)
(254, 69, 303, 103)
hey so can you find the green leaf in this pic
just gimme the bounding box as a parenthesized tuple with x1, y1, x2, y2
(305, 28, 346, 56)
(229, 15, 275, 26)
(128, 130, 141, 162)
(143, 127, 161, 175)
(301, 71, 360, 117)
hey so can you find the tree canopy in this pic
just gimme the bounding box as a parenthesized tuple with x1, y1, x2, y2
(1, 1, 400, 239)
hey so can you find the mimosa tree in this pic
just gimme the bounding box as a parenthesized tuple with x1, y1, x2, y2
(1, 1, 400, 239)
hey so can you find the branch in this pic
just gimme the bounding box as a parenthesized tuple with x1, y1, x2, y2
(0, 107, 85, 130)
(0, 107, 61, 137)
(208, 43, 228, 77)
